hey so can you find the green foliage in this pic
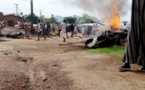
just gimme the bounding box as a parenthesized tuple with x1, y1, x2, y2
(23, 14, 28, 21)
(23, 13, 58, 25)
(25, 13, 39, 24)
(86, 46, 125, 54)
(77, 13, 95, 24)
(49, 14, 57, 24)
(63, 17, 77, 24)
(39, 15, 48, 22)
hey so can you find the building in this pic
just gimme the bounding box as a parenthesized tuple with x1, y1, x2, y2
(4, 14, 23, 25)
(0, 12, 23, 26)
(0, 12, 4, 21)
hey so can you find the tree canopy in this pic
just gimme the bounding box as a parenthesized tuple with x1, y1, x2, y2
(78, 14, 95, 24)
(63, 17, 77, 24)
(24, 13, 39, 24)
(49, 14, 58, 24)
(22, 13, 95, 25)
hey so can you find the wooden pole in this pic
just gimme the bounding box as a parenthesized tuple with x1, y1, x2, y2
(30, 0, 34, 34)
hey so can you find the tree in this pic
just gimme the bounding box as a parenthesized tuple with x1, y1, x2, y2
(49, 14, 57, 24)
(25, 13, 39, 24)
(77, 13, 95, 24)
(39, 15, 48, 22)
(20, 12, 23, 17)
(63, 17, 77, 24)
(23, 14, 28, 21)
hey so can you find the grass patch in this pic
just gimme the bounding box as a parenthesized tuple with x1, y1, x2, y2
(86, 46, 125, 54)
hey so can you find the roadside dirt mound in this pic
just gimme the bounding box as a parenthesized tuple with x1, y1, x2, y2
(27, 61, 75, 90)
(0, 55, 76, 90)
(0, 71, 29, 90)
(2, 37, 145, 90)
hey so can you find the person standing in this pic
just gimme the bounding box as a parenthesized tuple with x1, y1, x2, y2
(81, 26, 86, 37)
(58, 23, 61, 36)
(0, 21, 2, 41)
(66, 26, 69, 38)
(46, 21, 51, 37)
(60, 20, 67, 42)
(24, 22, 30, 39)
(37, 20, 46, 41)
(0, 21, 2, 37)
(119, 0, 145, 72)
(70, 23, 74, 38)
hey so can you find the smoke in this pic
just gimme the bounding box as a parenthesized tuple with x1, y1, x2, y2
(61, 0, 131, 25)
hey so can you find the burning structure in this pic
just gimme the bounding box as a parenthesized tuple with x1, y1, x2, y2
(61, 0, 130, 28)
(109, 0, 122, 31)
(82, 0, 129, 49)
(59, 0, 130, 49)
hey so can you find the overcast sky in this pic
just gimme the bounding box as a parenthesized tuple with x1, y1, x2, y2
(0, 0, 132, 21)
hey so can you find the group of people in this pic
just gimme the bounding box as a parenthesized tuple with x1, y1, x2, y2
(23, 19, 51, 40)
(2, 0, 145, 73)
(53, 20, 76, 42)
(23, 19, 80, 42)
(36, 20, 76, 42)
(23, 20, 119, 43)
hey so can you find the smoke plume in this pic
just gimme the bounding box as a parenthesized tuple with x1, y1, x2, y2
(61, 0, 131, 25)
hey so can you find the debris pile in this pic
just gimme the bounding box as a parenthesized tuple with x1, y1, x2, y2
(84, 30, 128, 49)
(0, 27, 24, 38)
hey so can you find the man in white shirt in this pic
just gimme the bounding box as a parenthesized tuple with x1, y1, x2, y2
(60, 20, 67, 42)
(37, 20, 46, 41)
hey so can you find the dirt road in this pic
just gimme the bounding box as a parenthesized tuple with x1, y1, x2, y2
(0, 36, 145, 90)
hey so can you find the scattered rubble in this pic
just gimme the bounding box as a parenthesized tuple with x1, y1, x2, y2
(1, 27, 24, 39)
(16, 56, 34, 63)
(84, 30, 128, 49)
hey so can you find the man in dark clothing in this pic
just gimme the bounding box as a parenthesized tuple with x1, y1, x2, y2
(66, 26, 69, 38)
(0, 22, 2, 35)
(58, 23, 61, 36)
(70, 24, 74, 38)
(46, 21, 51, 37)
(0, 22, 2, 40)
(119, 0, 145, 72)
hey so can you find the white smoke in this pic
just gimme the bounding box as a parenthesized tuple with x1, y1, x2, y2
(61, 0, 131, 25)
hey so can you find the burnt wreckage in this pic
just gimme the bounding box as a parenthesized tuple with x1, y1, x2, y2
(0, 27, 24, 39)
(84, 30, 128, 49)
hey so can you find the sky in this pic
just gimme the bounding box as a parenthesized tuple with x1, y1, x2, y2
(0, 0, 132, 21)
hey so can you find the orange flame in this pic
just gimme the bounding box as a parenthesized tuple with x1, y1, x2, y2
(109, 0, 122, 30)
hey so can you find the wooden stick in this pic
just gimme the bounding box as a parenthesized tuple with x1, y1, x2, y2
(59, 41, 85, 46)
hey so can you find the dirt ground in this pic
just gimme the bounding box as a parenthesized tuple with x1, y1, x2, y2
(0, 35, 145, 90)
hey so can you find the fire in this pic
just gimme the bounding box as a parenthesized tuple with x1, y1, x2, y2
(109, 0, 122, 30)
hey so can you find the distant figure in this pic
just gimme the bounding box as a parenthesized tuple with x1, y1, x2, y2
(24, 22, 30, 39)
(0, 21, 2, 37)
(58, 23, 61, 36)
(46, 21, 51, 37)
(52, 25, 55, 34)
(60, 20, 67, 42)
(66, 26, 69, 38)
(81, 26, 86, 37)
(37, 20, 46, 41)
(70, 23, 74, 38)
(74, 25, 78, 36)
(10, 20, 14, 27)
(85, 25, 89, 37)
(17, 20, 21, 27)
